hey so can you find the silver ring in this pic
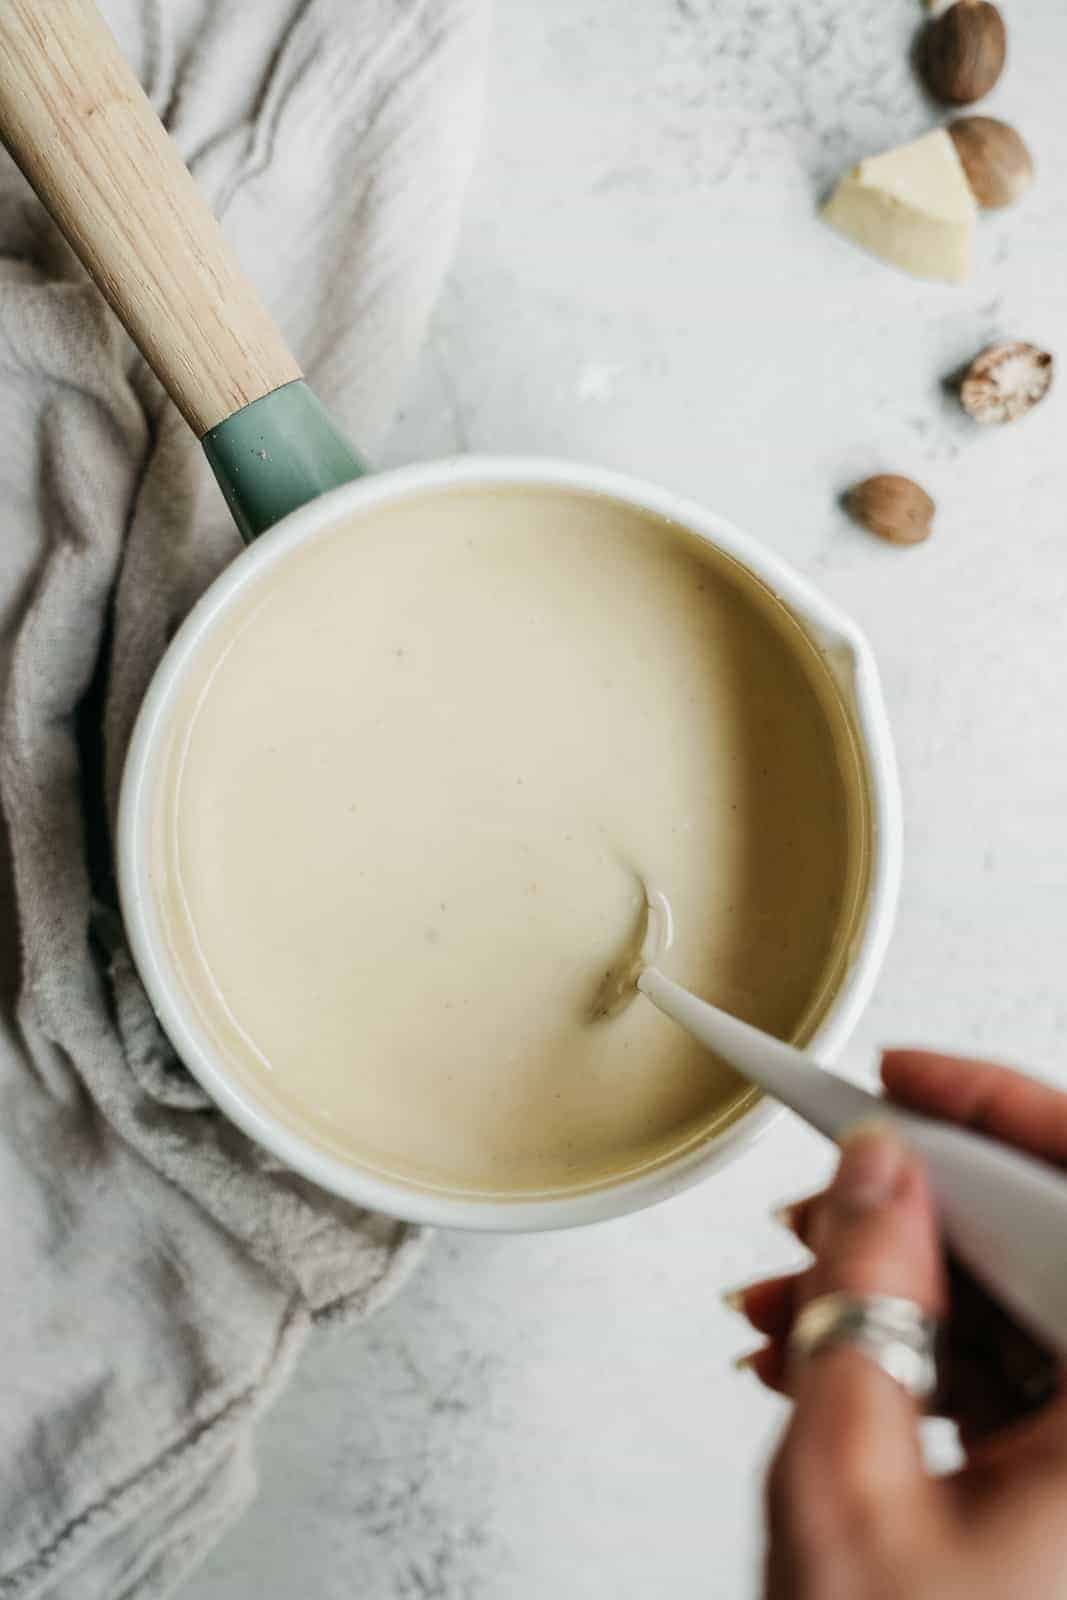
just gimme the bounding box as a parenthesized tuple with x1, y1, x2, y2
(788, 1292, 939, 1402)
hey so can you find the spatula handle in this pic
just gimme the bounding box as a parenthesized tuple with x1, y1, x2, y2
(0, 0, 301, 434)
(640, 969, 1067, 1358)
(900, 1114, 1067, 1360)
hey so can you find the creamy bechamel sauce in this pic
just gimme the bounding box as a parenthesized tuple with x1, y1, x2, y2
(152, 485, 870, 1197)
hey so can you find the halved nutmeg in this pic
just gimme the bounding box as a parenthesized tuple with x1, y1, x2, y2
(845, 475, 935, 546)
(959, 342, 1054, 423)
(948, 117, 1034, 209)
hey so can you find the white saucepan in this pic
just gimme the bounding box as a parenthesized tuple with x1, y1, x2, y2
(0, 0, 900, 1230)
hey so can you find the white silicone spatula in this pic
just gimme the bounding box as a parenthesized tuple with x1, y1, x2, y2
(636, 939, 1067, 1359)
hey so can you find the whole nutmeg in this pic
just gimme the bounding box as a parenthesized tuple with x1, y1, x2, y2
(959, 342, 1054, 423)
(845, 475, 935, 546)
(949, 117, 1034, 208)
(922, 0, 1006, 105)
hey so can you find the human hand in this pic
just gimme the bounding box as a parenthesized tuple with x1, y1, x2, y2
(736, 1051, 1067, 1600)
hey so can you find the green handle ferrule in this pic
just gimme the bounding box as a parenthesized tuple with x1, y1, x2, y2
(201, 381, 367, 542)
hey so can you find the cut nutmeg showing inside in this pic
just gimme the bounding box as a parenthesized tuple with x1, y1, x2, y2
(845, 476, 936, 546)
(959, 343, 1054, 423)
(822, 129, 976, 283)
(948, 118, 1034, 209)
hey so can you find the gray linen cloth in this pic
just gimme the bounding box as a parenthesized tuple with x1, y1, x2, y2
(0, 1, 487, 1594)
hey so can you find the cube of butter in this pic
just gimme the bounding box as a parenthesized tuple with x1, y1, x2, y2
(822, 128, 977, 284)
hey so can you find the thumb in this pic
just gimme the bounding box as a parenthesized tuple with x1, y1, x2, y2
(777, 1125, 947, 1527)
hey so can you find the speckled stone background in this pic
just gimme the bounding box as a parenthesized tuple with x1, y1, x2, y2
(189, 2, 1067, 1596)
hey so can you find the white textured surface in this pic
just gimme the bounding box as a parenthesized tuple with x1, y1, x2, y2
(189, 1, 1067, 1596)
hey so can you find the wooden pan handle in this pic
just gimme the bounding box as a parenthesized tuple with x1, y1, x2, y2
(0, 0, 302, 435)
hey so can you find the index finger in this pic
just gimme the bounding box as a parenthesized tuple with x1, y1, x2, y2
(882, 1051, 1067, 1167)
(773, 1129, 946, 1523)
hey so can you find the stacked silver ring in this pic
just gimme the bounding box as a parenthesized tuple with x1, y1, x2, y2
(788, 1292, 939, 1401)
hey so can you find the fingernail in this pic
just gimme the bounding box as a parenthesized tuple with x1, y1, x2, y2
(830, 1121, 906, 1214)
(721, 1286, 748, 1314)
(733, 1347, 763, 1373)
(772, 1200, 805, 1234)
